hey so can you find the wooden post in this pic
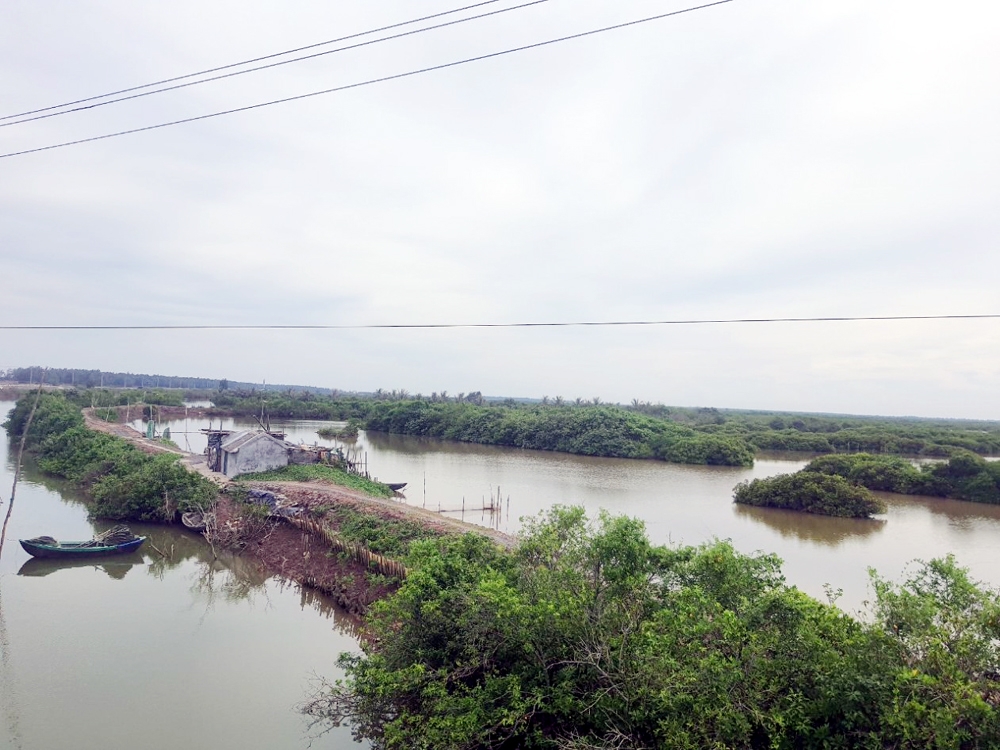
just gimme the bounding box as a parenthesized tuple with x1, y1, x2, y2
(1, 377, 45, 559)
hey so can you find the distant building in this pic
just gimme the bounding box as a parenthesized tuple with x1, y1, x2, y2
(219, 431, 289, 478)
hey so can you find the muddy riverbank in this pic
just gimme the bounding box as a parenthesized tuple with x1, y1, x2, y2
(217, 480, 514, 615)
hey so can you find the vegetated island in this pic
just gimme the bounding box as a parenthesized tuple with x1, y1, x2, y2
(5, 391, 1000, 745)
(733, 472, 887, 518)
(804, 451, 1000, 504)
(733, 450, 1000, 518)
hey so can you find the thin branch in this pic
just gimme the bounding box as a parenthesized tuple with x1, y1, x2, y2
(0, 377, 46, 559)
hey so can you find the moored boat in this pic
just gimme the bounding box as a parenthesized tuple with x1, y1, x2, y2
(181, 511, 207, 531)
(19, 536, 146, 559)
(386, 482, 407, 491)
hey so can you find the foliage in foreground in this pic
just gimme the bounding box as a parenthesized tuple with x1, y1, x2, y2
(3, 393, 217, 521)
(804, 451, 1000, 504)
(307, 508, 1000, 749)
(238, 464, 394, 498)
(733, 471, 888, 517)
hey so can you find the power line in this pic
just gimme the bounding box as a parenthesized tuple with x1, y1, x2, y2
(0, 0, 554, 129)
(0, 0, 512, 123)
(0, 0, 735, 160)
(2, 315, 999, 331)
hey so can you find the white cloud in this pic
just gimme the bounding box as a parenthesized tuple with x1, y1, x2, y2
(2, 0, 999, 417)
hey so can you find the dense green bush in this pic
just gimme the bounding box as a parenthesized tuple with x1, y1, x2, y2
(804, 453, 925, 493)
(746, 429, 835, 452)
(653, 432, 755, 466)
(715, 411, 1000, 457)
(362, 401, 755, 467)
(733, 472, 887, 517)
(2, 393, 84, 449)
(4, 393, 217, 521)
(804, 451, 1000, 505)
(88, 453, 216, 521)
(307, 508, 1000, 748)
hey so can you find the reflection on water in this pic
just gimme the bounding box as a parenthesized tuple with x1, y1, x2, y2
(17, 555, 144, 579)
(878, 491, 1000, 529)
(732, 504, 887, 545)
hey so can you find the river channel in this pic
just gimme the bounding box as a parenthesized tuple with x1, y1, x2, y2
(144, 412, 1000, 612)
(4, 404, 1000, 748)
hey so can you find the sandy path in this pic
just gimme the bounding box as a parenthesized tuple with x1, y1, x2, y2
(82, 409, 228, 485)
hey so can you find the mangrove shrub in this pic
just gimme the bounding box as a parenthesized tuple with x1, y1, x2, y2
(308, 507, 1000, 749)
(4, 393, 217, 522)
(804, 451, 1000, 504)
(733, 472, 887, 517)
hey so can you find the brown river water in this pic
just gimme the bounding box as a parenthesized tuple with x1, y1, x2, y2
(3, 404, 999, 748)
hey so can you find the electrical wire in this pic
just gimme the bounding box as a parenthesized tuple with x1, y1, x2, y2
(0, 0, 554, 129)
(0, 0, 512, 123)
(1, 315, 998, 331)
(0, 0, 735, 160)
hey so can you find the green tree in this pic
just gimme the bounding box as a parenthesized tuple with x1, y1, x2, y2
(304, 508, 1000, 749)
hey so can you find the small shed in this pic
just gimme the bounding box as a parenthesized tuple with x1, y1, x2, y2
(220, 430, 289, 478)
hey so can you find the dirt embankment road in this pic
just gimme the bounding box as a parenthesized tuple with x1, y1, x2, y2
(82, 409, 227, 485)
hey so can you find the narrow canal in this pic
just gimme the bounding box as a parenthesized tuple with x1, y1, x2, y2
(0, 403, 364, 750)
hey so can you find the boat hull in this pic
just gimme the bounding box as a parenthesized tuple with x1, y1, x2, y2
(19, 537, 146, 559)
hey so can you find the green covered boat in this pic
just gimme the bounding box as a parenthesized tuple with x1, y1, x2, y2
(19, 536, 146, 559)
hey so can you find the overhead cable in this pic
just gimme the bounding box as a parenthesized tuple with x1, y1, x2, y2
(0, 0, 513, 123)
(0, 0, 554, 128)
(2, 314, 998, 331)
(0, 0, 735, 160)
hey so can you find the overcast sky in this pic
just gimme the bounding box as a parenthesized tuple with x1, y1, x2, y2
(2, 0, 999, 418)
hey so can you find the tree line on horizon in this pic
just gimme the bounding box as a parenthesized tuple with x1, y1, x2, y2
(6, 368, 1000, 462)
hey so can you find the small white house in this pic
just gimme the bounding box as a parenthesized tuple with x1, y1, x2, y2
(220, 431, 289, 478)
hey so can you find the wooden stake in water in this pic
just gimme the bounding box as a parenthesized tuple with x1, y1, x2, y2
(0, 378, 45, 560)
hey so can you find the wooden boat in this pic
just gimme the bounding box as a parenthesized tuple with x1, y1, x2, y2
(19, 536, 146, 560)
(181, 511, 206, 531)
(386, 482, 407, 492)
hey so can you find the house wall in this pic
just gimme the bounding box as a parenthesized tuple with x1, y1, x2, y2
(224, 438, 288, 478)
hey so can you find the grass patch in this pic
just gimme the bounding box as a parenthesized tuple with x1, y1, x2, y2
(239, 464, 394, 497)
(325, 505, 444, 558)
